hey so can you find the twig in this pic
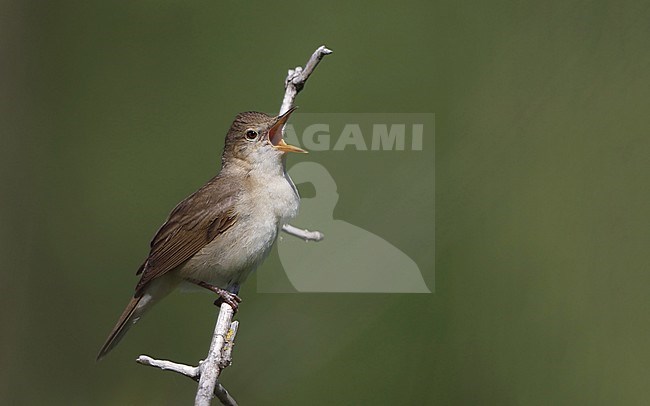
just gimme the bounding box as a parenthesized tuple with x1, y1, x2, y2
(279, 45, 333, 115)
(135, 45, 331, 406)
(136, 355, 199, 379)
(280, 45, 331, 242)
(281, 224, 324, 241)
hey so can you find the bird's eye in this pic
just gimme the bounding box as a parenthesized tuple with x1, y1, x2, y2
(245, 129, 258, 141)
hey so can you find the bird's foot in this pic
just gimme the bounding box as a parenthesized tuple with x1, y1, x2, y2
(185, 278, 242, 312)
(213, 289, 242, 312)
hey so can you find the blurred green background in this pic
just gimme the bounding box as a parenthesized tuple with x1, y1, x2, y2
(2, 0, 649, 404)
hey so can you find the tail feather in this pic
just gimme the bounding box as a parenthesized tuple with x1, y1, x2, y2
(97, 296, 144, 361)
(97, 277, 179, 360)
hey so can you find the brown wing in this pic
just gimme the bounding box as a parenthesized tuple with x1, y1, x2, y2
(134, 177, 238, 295)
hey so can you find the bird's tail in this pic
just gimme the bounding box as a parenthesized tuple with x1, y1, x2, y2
(97, 295, 146, 360)
(97, 277, 179, 360)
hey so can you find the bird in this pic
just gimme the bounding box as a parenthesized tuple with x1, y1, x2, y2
(97, 108, 306, 360)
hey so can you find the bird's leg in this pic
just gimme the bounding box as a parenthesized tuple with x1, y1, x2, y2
(185, 278, 242, 312)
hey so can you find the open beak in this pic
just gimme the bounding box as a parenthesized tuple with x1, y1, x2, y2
(268, 107, 307, 153)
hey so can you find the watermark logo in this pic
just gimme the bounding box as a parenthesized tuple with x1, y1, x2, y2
(258, 113, 435, 293)
(283, 123, 424, 151)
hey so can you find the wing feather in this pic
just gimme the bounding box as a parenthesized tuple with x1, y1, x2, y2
(134, 177, 239, 294)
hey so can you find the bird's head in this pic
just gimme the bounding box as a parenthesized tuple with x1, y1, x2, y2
(222, 108, 306, 170)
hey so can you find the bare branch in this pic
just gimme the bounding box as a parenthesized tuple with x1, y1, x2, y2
(195, 303, 236, 406)
(280, 45, 331, 242)
(281, 224, 324, 241)
(136, 355, 199, 379)
(280, 45, 333, 115)
(212, 381, 238, 406)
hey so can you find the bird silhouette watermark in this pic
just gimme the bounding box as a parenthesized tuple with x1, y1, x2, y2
(258, 113, 435, 293)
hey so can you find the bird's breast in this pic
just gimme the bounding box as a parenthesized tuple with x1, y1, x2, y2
(179, 172, 299, 288)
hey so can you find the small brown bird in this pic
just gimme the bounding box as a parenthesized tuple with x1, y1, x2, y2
(97, 108, 305, 360)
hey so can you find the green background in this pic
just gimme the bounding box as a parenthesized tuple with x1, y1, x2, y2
(2, 1, 649, 404)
